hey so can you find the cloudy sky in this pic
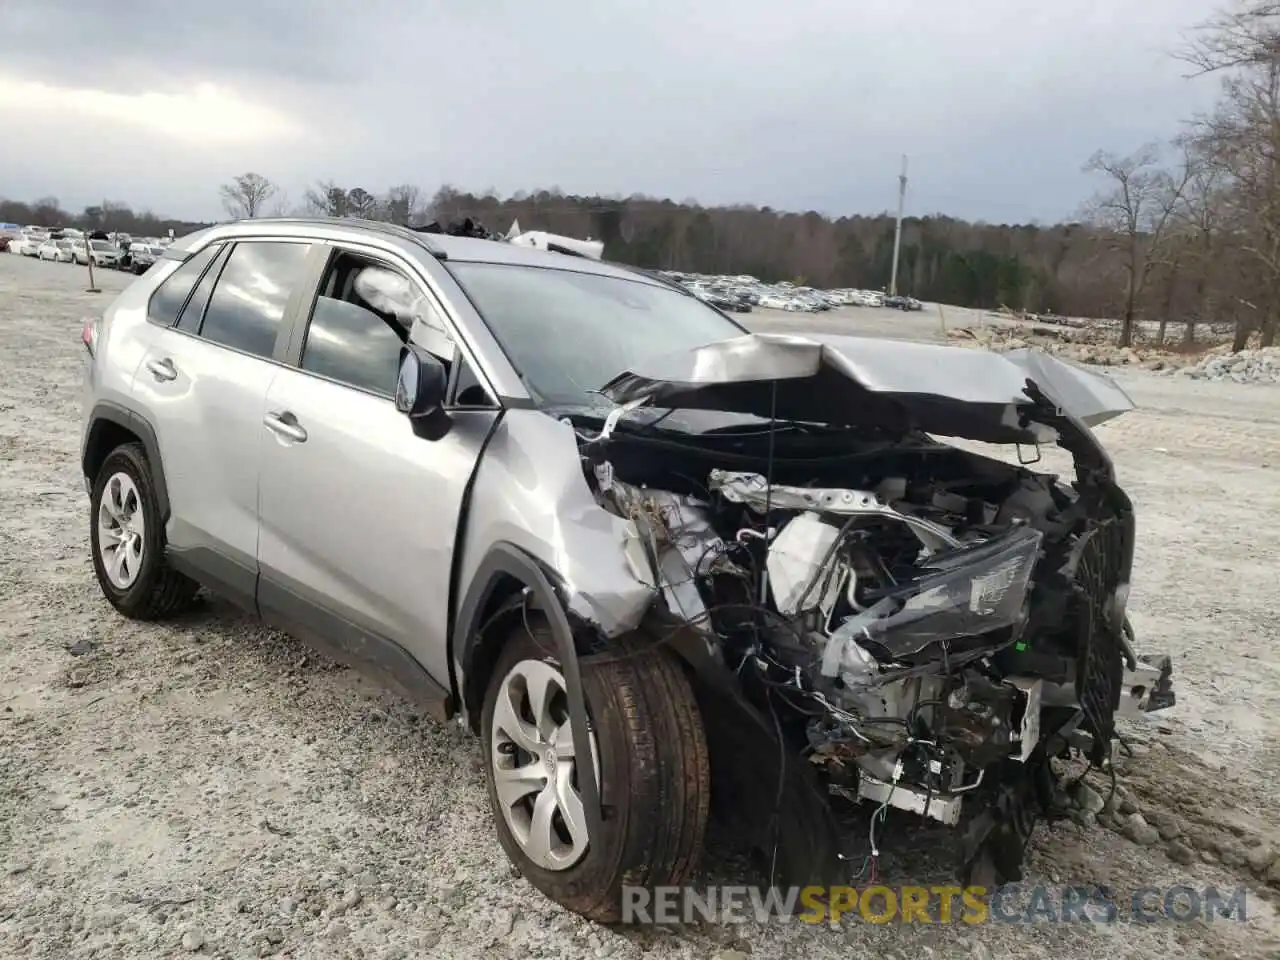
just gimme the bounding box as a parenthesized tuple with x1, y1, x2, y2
(0, 0, 1225, 224)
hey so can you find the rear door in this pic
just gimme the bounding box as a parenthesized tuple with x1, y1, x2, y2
(256, 243, 500, 687)
(132, 239, 316, 605)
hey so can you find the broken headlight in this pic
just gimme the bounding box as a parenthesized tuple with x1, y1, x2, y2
(835, 525, 1043, 662)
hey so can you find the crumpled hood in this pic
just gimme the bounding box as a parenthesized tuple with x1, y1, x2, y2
(598, 332, 1135, 445)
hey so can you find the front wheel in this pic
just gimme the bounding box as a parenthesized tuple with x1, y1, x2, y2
(481, 620, 710, 922)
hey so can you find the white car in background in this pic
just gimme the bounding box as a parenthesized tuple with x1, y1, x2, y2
(124, 242, 163, 274)
(37, 239, 75, 263)
(11, 235, 42, 256)
(78, 239, 123, 268)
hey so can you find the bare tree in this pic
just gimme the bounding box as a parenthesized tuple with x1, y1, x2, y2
(1179, 0, 1280, 74)
(1182, 2, 1280, 346)
(31, 196, 63, 227)
(382, 184, 422, 225)
(302, 181, 349, 218)
(219, 173, 277, 219)
(265, 190, 292, 218)
(346, 187, 378, 219)
(1082, 144, 1191, 346)
(1169, 137, 1230, 343)
(428, 185, 465, 225)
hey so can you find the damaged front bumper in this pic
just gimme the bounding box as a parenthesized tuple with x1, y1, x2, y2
(570, 332, 1176, 885)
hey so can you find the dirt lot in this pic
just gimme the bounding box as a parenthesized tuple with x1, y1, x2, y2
(2, 253, 1278, 959)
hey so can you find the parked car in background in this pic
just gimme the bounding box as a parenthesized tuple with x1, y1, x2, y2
(38, 238, 75, 262)
(88, 239, 123, 269)
(883, 295, 925, 312)
(124, 243, 163, 274)
(10, 235, 42, 257)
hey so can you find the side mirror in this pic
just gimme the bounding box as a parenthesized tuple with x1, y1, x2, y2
(395, 345, 448, 420)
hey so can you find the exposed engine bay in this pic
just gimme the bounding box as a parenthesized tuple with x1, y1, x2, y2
(567, 368, 1176, 884)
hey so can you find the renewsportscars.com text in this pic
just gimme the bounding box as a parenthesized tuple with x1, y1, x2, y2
(621, 884, 1250, 925)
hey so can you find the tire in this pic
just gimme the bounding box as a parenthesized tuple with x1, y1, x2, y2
(481, 618, 710, 923)
(89, 442, 199, 620)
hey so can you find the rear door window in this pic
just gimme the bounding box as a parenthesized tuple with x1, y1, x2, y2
(200, 241, 312, 359)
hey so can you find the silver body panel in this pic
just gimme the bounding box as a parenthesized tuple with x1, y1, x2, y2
(600, 332, 1135, 444)
(256, 365, 498, 683)
(456, 410, 655, 636)
(81, 218, 659, 698)
(133, 327, 280, 568)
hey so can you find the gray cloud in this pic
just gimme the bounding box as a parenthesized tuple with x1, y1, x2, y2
(0, 0, 1224, 223)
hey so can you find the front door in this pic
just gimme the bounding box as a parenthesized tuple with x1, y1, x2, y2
(256, 247, 498, 687)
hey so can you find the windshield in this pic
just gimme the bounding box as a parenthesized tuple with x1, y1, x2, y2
(55, 240, 71, 249)
(91, 241, 110, 251)
(447, 262, 742, 406)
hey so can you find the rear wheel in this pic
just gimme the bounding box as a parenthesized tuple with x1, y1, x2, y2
(481, 619, 710, 922)
(89, 443, 200, 620)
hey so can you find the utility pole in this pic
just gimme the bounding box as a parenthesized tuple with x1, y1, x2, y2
(888, 154, 908, 297)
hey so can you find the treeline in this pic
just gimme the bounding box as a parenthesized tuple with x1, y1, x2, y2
(0, 181, 1230, 343)
(427, 187, 1109, 318)
(0, 196, 208, 241)
(292, 181, 1118, 316)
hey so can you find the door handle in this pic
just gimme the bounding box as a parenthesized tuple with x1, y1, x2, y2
(146, 358, 177, 382)
(263, 411, 308, 443)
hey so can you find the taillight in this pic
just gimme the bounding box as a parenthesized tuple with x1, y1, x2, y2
(81, 317, 98, 356)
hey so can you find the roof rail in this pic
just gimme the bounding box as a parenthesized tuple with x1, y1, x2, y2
(235, 216, 448, 260)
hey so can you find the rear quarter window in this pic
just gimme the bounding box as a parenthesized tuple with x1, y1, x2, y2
(147, 244, 224, 327)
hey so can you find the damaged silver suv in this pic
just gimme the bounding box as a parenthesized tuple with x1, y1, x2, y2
(80, 218, 1174, 922)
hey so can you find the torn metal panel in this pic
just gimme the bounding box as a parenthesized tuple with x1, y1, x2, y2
(607, 480, 725, 628)
(855, 776, 964, 825)
(458, 410, 657, 638)
(1117, 655, 1176, 717)
(599, 332, 1135, 445)
(1006, 676, 1043, 763)
(710, 469, 960, 552)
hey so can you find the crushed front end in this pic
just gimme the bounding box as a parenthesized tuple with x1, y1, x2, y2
(571, 334, 1175, 886)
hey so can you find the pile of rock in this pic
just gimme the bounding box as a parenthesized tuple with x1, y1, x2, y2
(946, 322, 1280, 381)
(946, 325, 1195, 371)
(1063, 732, 1280, 887)
(1174, 345, 1280, 383)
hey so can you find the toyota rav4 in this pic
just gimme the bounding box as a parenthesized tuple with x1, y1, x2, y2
(80, 217, 1174, 922)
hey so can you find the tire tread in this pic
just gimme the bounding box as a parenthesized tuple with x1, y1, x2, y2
(482, 623, 710, 923)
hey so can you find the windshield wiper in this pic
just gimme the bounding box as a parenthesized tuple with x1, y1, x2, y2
(697, 420, 855, 437)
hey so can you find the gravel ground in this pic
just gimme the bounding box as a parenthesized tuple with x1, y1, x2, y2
(2, 253, 1278, 960)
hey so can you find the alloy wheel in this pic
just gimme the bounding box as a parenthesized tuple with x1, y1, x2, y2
(489, 659, 597, 871)
(97, 471, 145, 589)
